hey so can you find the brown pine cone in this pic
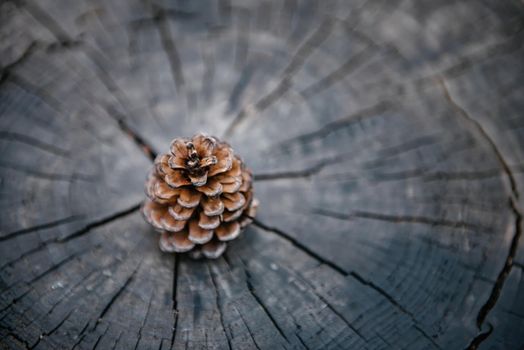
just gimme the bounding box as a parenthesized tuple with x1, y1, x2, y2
(141, 134, 258, 259)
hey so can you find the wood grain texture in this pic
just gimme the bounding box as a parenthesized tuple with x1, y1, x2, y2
(1, 0, 524, 349)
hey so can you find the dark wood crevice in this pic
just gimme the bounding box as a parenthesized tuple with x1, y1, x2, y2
(438, 77, 523, 347)
(475, 198, 522, 328)
(236, 307, 262, 350)
(29, 309, 74, 349)
(251, 217, 348, 277)
(0, 131, 70, 157)
(250, 217, 432, 340)
(254, 159, 328, 180)
(275, 100, 393, 150)
(311, 208, 485, 231)
(206, 263, 233, 350)
(299, 46, 373, 98)
(294, 272, 368, 342)
(224, 18, 336, 137)
(17, 0, 160, 163)
(71, 261, 143, 348)
(106, 107, 158, 161)
(170, 255, 179, 349)
(58, 203, 142, 242)
(0, 162, 96, 183)
(0, 215, 83, 242)
(0, 202, 141, 273)
(237, 258, 290, 343)
(92, 327, 110, 350)
(97, 261, 142, 323)
(465, 324, 493, 350)
(152, 6, 186, 93)
(437, 77, 519, 199)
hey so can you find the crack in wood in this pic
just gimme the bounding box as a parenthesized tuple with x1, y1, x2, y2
(348, 270, 415, 319)
(295, 331, 310, 350)
(0, 161, 96, 183)
(475, 198, 522, 329)
(438, 77, 519, 199)
(206, 263, 233, 350)
(275, 101, 392, 149)
(111, 331, 123, 350)
(418, 32, 524, 84)
(254, 159, 329, 181)
(349, 271, 441, 348)
(350, 32, 524, 101)
(0, 215, 83, 242)
(28, 237, 149, 346)
(0, 288, 32, 314)
(41, 269, 100, 317)
(25, 249, 94, 288)
(293, 272, 367, 343)
(0, 131, 70, 157)
(15, 0, 74, 43)
(29, 309, 75, 349)
(134, 290, 155, 350)
(152, 6, 185, 92)
(0, 39, 81, 88)
(321, 167, 429, 183)
(5, 70, 64, 113)
(438, 77, 523, 348)
(6, 46, 158, 164)
(58, 203, 141, 242)
(464, 323, 493, 350)
(422, 169, 502, 182)
(0, 202, 141, 274)
(324, 165, 524, 185)
(91, 326, 109, 350)
(6, 331, 31, 349)
(97, 261, 142, 322)
(227, 64, 256, 113)
(106, 107, 158, 161)
(362, 134, 476, 172)
(319, 296, 367, 343)
(0, 234, 150, 326)
(128, 8, 199, 29)
(259, 136, 491, 183)
(413, 324, 441, 350)
(237, 258, 290, 343)
(234, 305, 261, 350)
(0, 41, 38, 84)
(10, 9, 159, 165)
(67, 261, 143, 348)
(312, 208, 484, 231)
(373, 134, 442, 159)
(341, 18, 408, 64)
(70, 321, 90, 350)
(224, 18, 335, 137)
(233, 8, 251, 70)
(250, 217, 348, 276)
(170, 255, 179, 349)
(82, 50, 159, 161)
(300, 46, 374, 98)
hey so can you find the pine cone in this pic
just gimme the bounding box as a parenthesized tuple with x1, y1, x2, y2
(141, 134, 258, 259)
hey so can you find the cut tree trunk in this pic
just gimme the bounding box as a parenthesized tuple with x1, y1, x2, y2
(1, 0, 524, 349)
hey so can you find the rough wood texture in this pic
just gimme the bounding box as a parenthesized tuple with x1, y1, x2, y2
(1, 0, 524, 349)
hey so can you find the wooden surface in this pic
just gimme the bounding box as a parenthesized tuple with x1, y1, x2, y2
(1, 0, 524, 349)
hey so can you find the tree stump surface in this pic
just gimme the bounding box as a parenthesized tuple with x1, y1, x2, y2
(1, 0, 524, 349)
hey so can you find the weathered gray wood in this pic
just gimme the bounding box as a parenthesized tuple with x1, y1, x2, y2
(1, 0, 524, 349)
